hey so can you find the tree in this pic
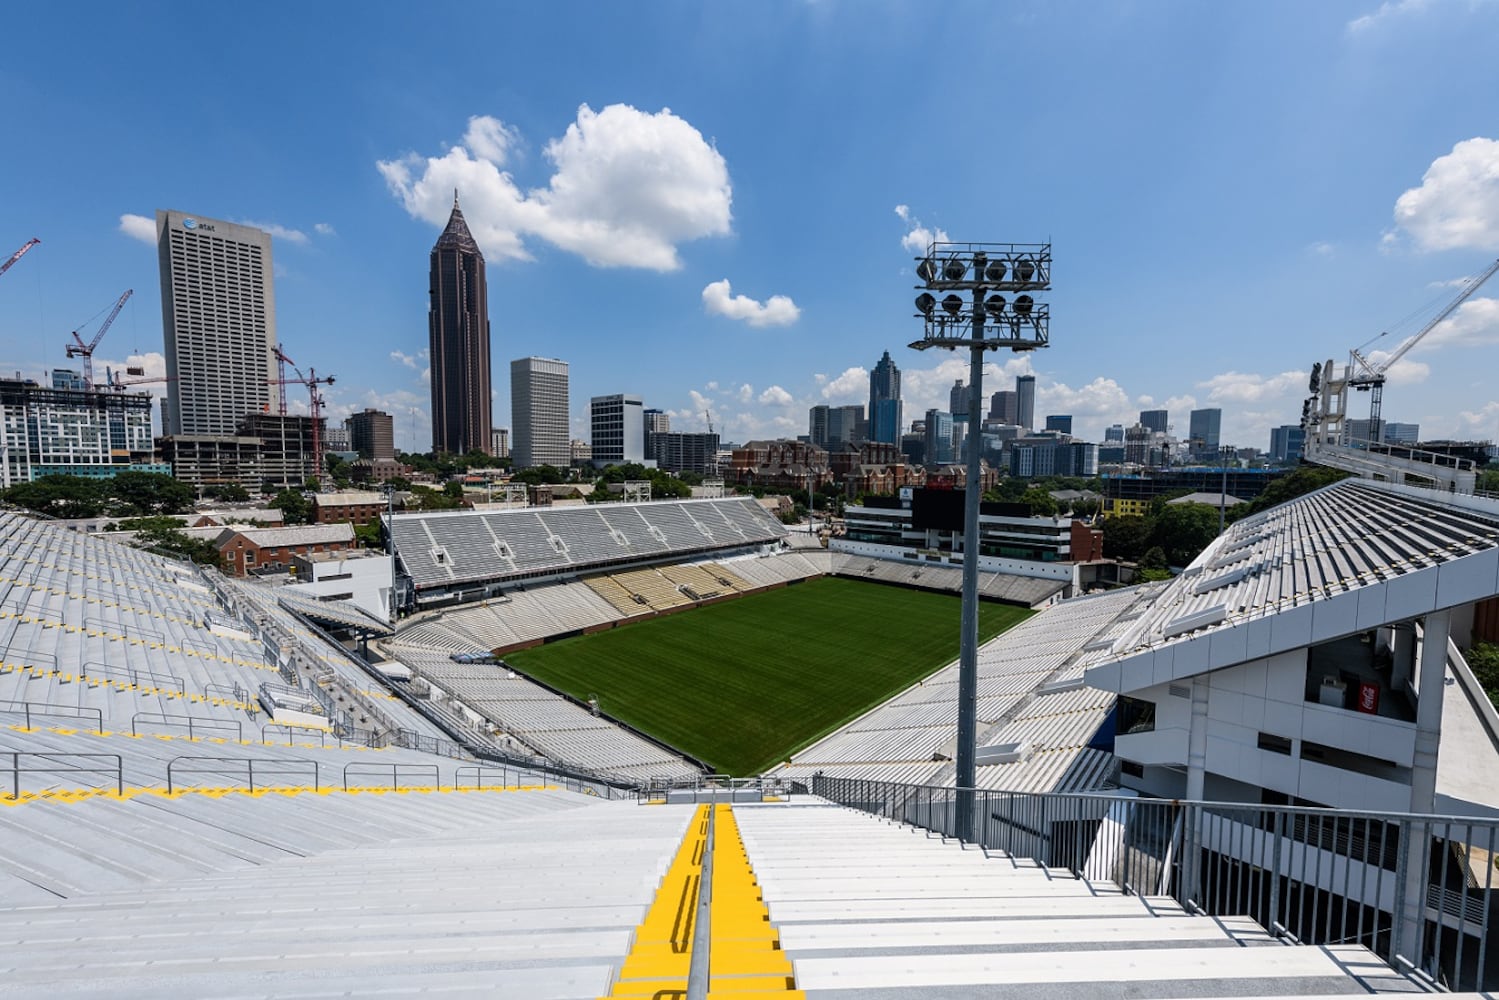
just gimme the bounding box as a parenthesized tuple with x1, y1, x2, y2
(205, 483, 251, 503)
(119, 516, 223, 568)
(1478, 469, 1499, 495)
(1020, 488, 1059, 517)
(1227, 466, 1350, 523)
(443, 480, 465, 500)
(1101, 515, 1152, 562)
(1137, 545, 1172, 581)
(1467, 642, 1499, 709)
(270, 488, 311, 525)
(1, 475, 108, 518)
(510, 464, 568, 486)
(1149, 502, 1221, 567)
(108, 471, 195, 516)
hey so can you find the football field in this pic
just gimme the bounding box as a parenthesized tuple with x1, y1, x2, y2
(504, 576, 1031, 775)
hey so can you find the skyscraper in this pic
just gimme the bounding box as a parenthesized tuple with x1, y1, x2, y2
(348, 408, 395, 462)
(590, 394, 644, 465)
(156, 211, 276, 437)
(511, 357, 570, 469)
(1189, 408, 1222, 460)
(1016, 375, 1036, 432)
(869, 350, 902, 445)
(1139, 409, 1169, 434)
(924, 410, 954, 466)
(428, 193, 492, 456)
(644, 408, 669, 459)
(1044, 415, 1073, 434)
(989, 391, 1018, 425)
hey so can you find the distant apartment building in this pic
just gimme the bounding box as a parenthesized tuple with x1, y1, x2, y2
(1016, 375, 1036, 431)
(0, 375, 164, 486)
(590, 394, 644, 466)
(311, 491, 387, 526)
(923, 410, 954, 466)
(1044, 415, 1073, 434)
(491, 427, 510, 459)
(511, 357, 570, 469)
(1139, 409, 1169, 435)
(1105, 424, 1125, 443)
(1189, 408, 1222, 460)
(652, 431, 720, 475)
(989, 390, 1019, 425)
(1010, 441, 1098, 479)
(348, 408, 395, 463)
(215, 523, 355, 577)
(1269, 424, 1306, 464)
(643, 408, 669, 458)
(729, 439, 831, 492)
(810, 404, 865, 447)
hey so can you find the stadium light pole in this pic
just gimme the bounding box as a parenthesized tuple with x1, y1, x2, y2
(909, 242, 1051, 841)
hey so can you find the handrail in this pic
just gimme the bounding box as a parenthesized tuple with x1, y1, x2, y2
(133, 712, 243, 741)
(812, 774, 1499, 992)
(453, 765, 513, 790)
(2, 752, 122, 798)
(260, 723, 327, 747)
(166, 756, 319, 794)
(0, 700, 104, 733)
(82, 659, 186, 693)
(343, 761, 440, 791)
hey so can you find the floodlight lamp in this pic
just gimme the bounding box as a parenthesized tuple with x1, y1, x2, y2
(1014, 294, 1034, 315)
(984, 294, 1006, 316)
(916, 258, 938, 282)
(1014, 258, 1036, 284)
(942, 257, 967, 281)
(941, 294, 963, 315)
(915, 292, 937, 316)
(984, 261, 1007, 283)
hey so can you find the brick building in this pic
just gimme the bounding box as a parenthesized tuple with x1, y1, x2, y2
(312, 491, 387, 526)
(214, 523, 356, 577)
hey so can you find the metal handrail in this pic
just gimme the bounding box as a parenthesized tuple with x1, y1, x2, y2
(343, 761, 440, 791)
(812, 774, 1499, 992)
(2, 752, 122, 799)
(260, 723, 327, 747)
(132, 712, 243, 741)
(453, 765, 514, 790)
(0, 700, 104, 733)
(82, 659, 185, 693)
(165, 756, 319, 794)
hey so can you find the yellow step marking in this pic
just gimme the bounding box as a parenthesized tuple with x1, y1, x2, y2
(607, 804, 709, 996)
(708, 805, 802, 996)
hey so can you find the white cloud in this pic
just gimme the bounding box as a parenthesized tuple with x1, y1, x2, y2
(1307, 241, 1335, 257)
(118, 214, 155, 244)
(1454, 399, 1499, 438)
(701, 279, 800, 327)
(1417, 296, 1499, 351)
(237, 220, 309, 245)
(819, 366, 868, 401)
(1391, 137, 1499, 251)
(314, 222, 336, 237)
(758, 385, 794, 406)
(895, 205, 949, 255)
(1196, 370, 1306, 404)
(390, 349, 423, 370)
(1347, 0, 1430, 33)
(377, 103, 733, 271)
(737, 383, 754, 403)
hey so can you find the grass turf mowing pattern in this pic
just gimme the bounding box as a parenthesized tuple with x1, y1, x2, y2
(505, 576, 1031, 775)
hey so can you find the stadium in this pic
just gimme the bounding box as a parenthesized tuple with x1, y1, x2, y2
(2, 483, 1498, 997)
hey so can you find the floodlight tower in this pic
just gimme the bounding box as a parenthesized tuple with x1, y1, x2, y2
(910, 241, 1051, 839)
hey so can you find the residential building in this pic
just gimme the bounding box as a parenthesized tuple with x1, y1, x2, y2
(868, 350, 903, 445)
(50, 369, 87, 392)
(511, 357, 570, 469)
(0, 377, 163, 486)
(590, 394, 644, 465)
(808, 404, 830, 447)
(1016, 375, 1036, 431)
(828, 405, 866, 446)
(1044, 415, 1073, 434)
(348, 408, 396, 463)
(570, 439, 592, 463)
(428, 193, 493, 456)
(1105, 423, 1125, 443)
(1347, 419, 1420, 445)
(1189, 407, 1222, 460)
(728, 439, 830, 492)
(643, 409, 669, 458)
(1385, 422, 1420, 445)
(1269, 424, 1306, 464)
(1010, 441, 1097, 479)
(491, 427, 510, 459)
(652, 431, 720, 475)
(156, 211, 276, 439)
(323, 423, 351, 454)
(1139, 409, 1169, 435)
(311, 491, 388, 526)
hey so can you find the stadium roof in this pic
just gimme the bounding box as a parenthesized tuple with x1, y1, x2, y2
(1086, 479, 1499, 694)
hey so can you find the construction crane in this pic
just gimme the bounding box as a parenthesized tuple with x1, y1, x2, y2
(1, 238, 41, 279)
(65, 289, 133, 388)
(1346, 257, 1499, 440)
(271, 346, 296, 415)
(705, 409, 714, 434)
(269, 362, 336, 469)
(104, 365, 173, 393)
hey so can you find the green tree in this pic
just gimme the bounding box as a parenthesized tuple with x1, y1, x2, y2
(119, 516, 223, 568)
(269, 488, 312, 525)
(510, 464, 568, 486)
(1, 475, 108, 518)
(1149, 502, 1221, 567)
(1101, 515, 1153, 562)
(1477, 469, 1499, 495)
(1467, 642, 1499, 709)
(108, 471, 195, 516)
(1020, 487, 1059, 517)
(205, 483, 251, 503)
(1227, 466, 1350, 523)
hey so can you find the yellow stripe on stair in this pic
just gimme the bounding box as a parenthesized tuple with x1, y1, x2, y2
(708, 804, 803, 998)
(607, 803, 710, 997)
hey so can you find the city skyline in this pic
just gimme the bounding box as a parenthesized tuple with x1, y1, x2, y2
(3, 4, 1499, 455)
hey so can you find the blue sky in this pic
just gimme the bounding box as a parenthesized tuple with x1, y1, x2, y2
(4, 0, 1499, 454)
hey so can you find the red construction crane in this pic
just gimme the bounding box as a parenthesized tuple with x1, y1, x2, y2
(66, 289, 134, 388)
(1, 238, 41, 279)
(269, 362, 336, 470)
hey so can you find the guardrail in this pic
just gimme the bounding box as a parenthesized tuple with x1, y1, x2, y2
(812, 775, 1499, 992)
(82, 659, 185, 693)
(132, 712, 243, 741)
(165, 756, 319, 794)
(343, 762, 440, 791)
(0, 700, 103, 733)
(261, 723, 327, 746)
(453, 765, 515, 790)
(2, 752, 122, 798)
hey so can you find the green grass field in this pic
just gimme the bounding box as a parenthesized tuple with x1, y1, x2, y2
(504, 576, 1032, 775)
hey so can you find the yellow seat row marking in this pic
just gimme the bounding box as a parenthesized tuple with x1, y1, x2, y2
(708, 804, 802, 997)
(606, 803, 710, 997)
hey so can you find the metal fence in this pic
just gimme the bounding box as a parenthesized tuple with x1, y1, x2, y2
(812, 775, 1498, 992)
